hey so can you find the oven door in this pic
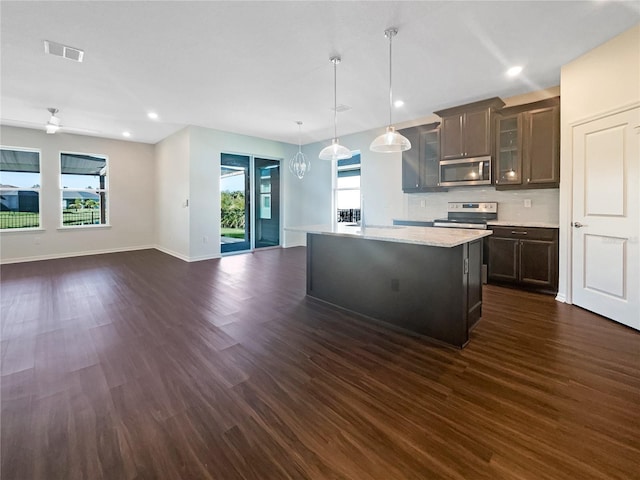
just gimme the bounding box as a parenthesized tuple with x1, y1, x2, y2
(439, 156, 492, 187)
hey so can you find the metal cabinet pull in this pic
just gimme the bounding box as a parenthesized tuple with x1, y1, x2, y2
(511, 231, 528, 235)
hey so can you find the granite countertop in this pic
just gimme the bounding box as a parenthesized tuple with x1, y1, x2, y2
(285, 224, 492, 248)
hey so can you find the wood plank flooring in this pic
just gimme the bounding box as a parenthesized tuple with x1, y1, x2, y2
(1, 247, 639, 479)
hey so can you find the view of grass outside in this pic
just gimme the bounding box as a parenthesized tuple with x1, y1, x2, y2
(221, 190, 245, 240)
(0, 212, 40, 229)
(220, 227, 245, 238)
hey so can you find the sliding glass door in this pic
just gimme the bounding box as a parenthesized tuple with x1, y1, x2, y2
(220, 154, 250, 253)
(220, 154, 280, 254)
(254, 158, 280, 249)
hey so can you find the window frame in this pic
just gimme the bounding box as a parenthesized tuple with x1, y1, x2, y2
(333, 151, 361, 224)
(59, 150, 110, 228)
(0, 145, 42, 231)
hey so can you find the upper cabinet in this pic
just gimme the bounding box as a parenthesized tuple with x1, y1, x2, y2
(400, 122, 446, 192)
(435, 97, 505, 160)
(495, 97, 560, 189)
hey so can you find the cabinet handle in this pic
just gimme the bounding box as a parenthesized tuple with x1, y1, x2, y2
(511, 231, 528, 235)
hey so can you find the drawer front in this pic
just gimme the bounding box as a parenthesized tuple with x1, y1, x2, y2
(490, 226, 557, 241)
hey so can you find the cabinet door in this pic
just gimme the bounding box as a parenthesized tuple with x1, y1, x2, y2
(524, 106, 559, 186)
(520, 239, 557, 291)
(464, 110, 491, 157)
(495, 114, 523, 185)
(401, 127, 421, 191)
(487, 236, 519, 282)
(440, 115, 464, 159)
(420, 129, 440, 188)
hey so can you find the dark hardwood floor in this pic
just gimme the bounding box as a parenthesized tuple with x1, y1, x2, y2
(1, 247, 639, 479)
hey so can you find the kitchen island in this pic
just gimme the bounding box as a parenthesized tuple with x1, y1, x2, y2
(287, 224, 492, 348)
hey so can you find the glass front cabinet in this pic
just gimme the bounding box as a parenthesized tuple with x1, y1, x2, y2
(496, 114, 523, 185)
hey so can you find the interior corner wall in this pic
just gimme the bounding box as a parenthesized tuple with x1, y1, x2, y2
(0, 126, 155, 263)
(558, 24, 640, 302)
(187, 126, 298, 260)
(154, 127, 191, 260)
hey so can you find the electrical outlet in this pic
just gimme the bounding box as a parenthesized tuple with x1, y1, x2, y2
(524, 199, 532, 208)
(202, 236, 208, 244)
(420, 199, 426, 208)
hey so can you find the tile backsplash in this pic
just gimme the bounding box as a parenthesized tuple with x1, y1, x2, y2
(405, 187, 559, 224)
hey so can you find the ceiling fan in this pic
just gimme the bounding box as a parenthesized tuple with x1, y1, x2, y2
(1, 107, 99, 135)
(44, 107, 99, 135)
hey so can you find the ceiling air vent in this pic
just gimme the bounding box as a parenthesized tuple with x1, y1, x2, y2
(44, 40, 84, 62)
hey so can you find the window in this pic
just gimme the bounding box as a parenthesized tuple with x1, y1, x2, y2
(334, 152, 361, 223)
(60, 152, 108, 226)
(0, 147, 41, 230)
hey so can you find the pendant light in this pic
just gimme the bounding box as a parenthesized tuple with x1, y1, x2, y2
(289, 121, 311, 179)
(319, 56, 352, 161)
(370, 28, 411, 153)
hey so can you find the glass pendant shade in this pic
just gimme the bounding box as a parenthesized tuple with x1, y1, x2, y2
(370, 126, 411, 153)
(320, 56, 352, 161)
(370, 28, 411, 154)
(319, 138, 352, 161)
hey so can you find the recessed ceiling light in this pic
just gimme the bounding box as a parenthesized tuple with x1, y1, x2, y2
(122, 131, 131, 137)
(147, 112, 158, 120)
(507, 66, 523, 77)
(394, 100, 405, 108)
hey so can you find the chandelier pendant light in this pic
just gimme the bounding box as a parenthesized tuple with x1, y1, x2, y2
(289, 121, 311, 179)
(370, 28, 411, 153)
(319, 56, 352, 161)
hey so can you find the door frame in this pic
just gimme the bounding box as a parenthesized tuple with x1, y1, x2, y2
(559, 101, 640, 305)
(220, 152, 282, 256)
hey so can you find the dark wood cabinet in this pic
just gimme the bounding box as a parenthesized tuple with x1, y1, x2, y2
(495, 97, 560, 189)
(400, 122, 446, 192)
(435, 97, 505, 160)
(486, 226, 558, 294)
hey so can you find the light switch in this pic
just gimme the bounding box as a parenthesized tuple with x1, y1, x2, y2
(524, 199, 532, 208)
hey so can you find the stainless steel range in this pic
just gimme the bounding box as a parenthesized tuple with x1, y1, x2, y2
(433, 202, 497, 230)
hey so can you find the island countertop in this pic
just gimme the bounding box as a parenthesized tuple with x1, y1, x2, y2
(286, 224, 492, 248)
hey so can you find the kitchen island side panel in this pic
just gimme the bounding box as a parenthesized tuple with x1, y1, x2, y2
(306, 233, 473, 347)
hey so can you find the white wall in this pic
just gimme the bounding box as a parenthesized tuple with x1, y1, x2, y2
(0, 126, 155, 263)
(164, 126, 298, 261)
(558, 24, 640, 302)
(155, 127, 190, 260)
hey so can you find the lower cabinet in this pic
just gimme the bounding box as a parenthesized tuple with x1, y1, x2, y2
(486, 226, 558, 294)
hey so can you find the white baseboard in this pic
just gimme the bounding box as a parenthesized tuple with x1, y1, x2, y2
(0, 245, 156, 265)
(555, 293, 567, 303)
(153, 245, 190, 262)
(188, 253, 221, 262)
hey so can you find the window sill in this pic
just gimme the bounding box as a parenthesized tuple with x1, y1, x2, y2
(0, 227, 45, 234)
(57, 225, 112, 231)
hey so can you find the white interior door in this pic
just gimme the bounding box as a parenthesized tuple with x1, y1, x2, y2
(572, 107, 640, 330)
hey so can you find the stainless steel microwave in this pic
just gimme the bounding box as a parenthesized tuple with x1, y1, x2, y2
(439, 156, 492, 187)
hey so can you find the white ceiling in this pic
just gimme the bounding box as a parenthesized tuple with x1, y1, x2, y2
(1, 1, 638, 146)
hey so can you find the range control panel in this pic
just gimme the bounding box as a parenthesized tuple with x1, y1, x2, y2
(447, 202, 497, 213)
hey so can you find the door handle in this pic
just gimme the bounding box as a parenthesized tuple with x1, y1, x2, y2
(572, 222, 587, 228)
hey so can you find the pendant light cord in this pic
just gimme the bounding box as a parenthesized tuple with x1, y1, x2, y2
(388, 31, 393, 127)
(297, 121, 303, 153)
(333, 57, 338, 140)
